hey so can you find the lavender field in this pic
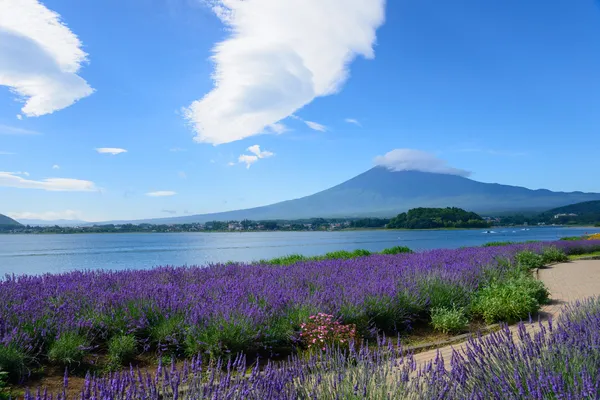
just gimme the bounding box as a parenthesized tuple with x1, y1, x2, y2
(2, 240, 600, 393)
(22, 296, 600, 399)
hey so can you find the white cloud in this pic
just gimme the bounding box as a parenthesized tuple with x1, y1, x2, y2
(0, 171, 97, 191)
(227, 162, 236, 166)
(184, 0, 386, 144)
(0, 0, 94, 117)
(374, 149, 471, 177)
(146, 191, 176, 197)
(16, 114, 22, 120)
(96, 148, 127, 155)
(161, 209, 177, 214)
(267, 123, 288, 134)
(345, 118, 361, 126)
(0, 151, 15, 155)
(8, 210, 83, 221)
(238, 154, 259, 169)
(0, 124, 40, 135)
(52, 164, 60, 169)
(304, 120, 327, 132)
(247, 144, 274, 158)
(238, 144, 274, 168)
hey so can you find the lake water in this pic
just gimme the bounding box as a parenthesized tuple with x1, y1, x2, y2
(1, 226, 599, 276)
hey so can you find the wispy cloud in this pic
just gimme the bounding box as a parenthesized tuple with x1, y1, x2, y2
(0, 151, 15, 155)
(96, 148, 128, 155)
(52, 164, 60, 170)
(345, 118, 361, 126)
(238, 145, 275, 168)
(184, 0, 385, 144)
(178, 171, 187, 179)
(8, 210, 84, 221)
(374, 149, 471, 177)
(0, 125, 40, 135)
(146, 191, 176, 197)
(169, 147, 187, 152)
(0, 0, 94, 117)
(304, 120, 327, 132)
(0, 171, 97, 191)
(161, 209, 177, 214)
(267, 123, 289, 134)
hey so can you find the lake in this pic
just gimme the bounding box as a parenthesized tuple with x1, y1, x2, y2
(1, 226, 599, 276)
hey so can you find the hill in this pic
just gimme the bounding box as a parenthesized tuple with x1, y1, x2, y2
(387, 207, 490, 229)
(0, 214, 23, 227)
(17, 219, 88, 227)
(539, 200, 600, 225)
(97, 168, 600, 224)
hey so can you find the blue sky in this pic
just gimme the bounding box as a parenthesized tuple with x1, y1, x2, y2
(1, 0, 600, 222)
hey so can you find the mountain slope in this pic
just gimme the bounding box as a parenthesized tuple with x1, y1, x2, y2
(541, 200, 600, 216)
(17, 219, 88, 227)
(0, 214, 23, 227)
(99, 168, 600, 224)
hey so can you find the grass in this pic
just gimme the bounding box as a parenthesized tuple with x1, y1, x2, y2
(569, 250, 600, 260)
(107, 335, 137, 371)
(48, 332, 88, 368)
(256, 245, 412, 265)
(430, 306, 469, 334)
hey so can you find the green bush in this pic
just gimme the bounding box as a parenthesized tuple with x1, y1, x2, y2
(515, 251, 545, 271)
(0, 369, 8, 400)
(540, 247, 568, 264)
(184, 317, 258, 359)
(482, 241, 514, 247)
(351, 249, 372, 257)
(560, 236, 583, 241)
(430, 306, 469, 334)
(107, 335, 137, 369)
(471, 278, 542, 324)
(0, 345, 28, 383)
(420, 278, 471, 310)
(149, 315, 185, 353)
(48, 332, 88, 366)
(380, 246, 413, 255)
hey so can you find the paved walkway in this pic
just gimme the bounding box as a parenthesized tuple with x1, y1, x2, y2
(412, 260, 600, 369)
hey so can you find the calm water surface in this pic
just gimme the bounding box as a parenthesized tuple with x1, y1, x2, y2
(1, 226, 599, 276)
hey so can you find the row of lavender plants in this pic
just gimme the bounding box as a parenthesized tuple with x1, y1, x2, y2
(23, 295, 600, 399)
(1, 240, 600, 385)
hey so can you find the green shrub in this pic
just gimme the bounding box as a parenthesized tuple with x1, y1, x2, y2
(430, 306, 469, 334)
(420, 277, 471, 310)
(380, 246, 413, 255)
(560, 236, 583, 241)
(184, 317, 258, 359)
(0, 369, 8, 400)
(260, 306, 316, 348)
(540, 247, 568, 264)
(48, 332, 88, 366)
(515, 251, 545, 271)
(351, 249, 372, 257)
(107, 335, 137, 369)
(471, 278, 542, 324)
(263, 254, 307, 265)
(0, 345, 28, 383)
(149, 315, 185, 353)
(322, 250, 355, 259)
(482, 241, 514, 247)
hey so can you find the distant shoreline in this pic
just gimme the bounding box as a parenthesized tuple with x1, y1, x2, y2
(2, 225, 599, 235)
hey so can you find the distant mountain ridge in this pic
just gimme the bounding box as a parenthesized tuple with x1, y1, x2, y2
(17, 219, 88, 227)
(96, 168, 600, 224)
(0, 214, 22, 227)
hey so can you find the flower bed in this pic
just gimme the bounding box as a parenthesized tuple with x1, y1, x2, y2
(1, 240, 599, 384)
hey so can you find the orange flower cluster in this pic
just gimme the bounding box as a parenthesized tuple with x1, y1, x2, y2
(587, 233, 600, 241)
(299, 313, 356, 351)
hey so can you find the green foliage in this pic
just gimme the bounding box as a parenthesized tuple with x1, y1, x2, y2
(387, 207, 490, 229)
(430, 306, 469, 334)
(420, 277, 471, 310)
(471, 277, 543, 324)
(482, 241, 515, 247)
(0, 345, 28, 383)
(540, 247, 568, 264)
(184, 317, 258, 359)
(107, 335, 137, 370)
(149, 315, 185, 353)
(380, 246, 413, 254)
(260, 306, 317, 348)
(261, 254, 308, 265)
(515, 251, 545, 271)
(48, 332, 88, 366)
(560, 236, 584, 241)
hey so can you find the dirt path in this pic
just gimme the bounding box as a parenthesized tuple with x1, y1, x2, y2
(412, 260, 600, 369)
